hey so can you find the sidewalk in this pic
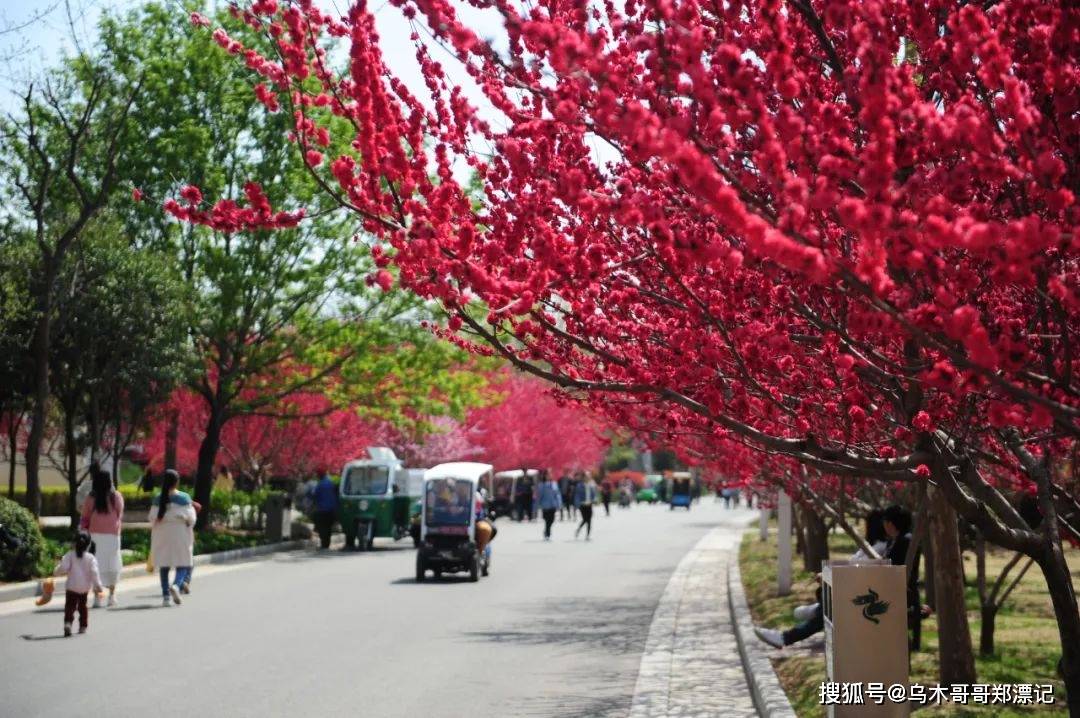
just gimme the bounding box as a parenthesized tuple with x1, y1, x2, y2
(0, 533, 343, 604)
(629, 522, 758, 718)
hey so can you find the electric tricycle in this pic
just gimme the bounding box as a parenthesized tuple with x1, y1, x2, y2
(339, 447, 425, 551)
(416, 462, 494, 582)
(669, 471, 693, 510)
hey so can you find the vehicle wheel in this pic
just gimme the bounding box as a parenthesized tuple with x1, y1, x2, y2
(469, 555, 480, 582)
(415, 556, 425, 583)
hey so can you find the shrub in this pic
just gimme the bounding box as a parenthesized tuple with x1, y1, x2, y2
(0, 496, 46, 582)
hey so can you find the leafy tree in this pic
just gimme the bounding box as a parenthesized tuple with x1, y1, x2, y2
(48, 225, 189, 523)
(86, 3, 488, 526)
(0, 56, 140, 515)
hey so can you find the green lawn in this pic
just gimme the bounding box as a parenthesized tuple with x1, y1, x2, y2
(37, 526, 272, 577)
(739, 529, 1073, 717)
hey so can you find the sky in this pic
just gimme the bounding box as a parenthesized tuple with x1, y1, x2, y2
(0, 0, 507, 121)
(0, 0, 617, 180)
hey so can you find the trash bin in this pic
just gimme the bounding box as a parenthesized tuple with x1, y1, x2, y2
(264, 492, 292, 543)
(822, 559, 910, 717)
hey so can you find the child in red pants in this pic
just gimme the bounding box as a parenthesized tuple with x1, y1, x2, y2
(53, 531, 103, 637)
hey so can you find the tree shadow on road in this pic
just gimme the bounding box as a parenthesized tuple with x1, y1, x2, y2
(512, 673, 633, 718)
(462, 595, 655, 656)
(274, 545, 412, 563)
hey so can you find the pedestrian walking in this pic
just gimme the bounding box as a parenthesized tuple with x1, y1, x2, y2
(574, 474, 598, 540)
(138, 467, 155, 492)
(565, 473, 580, 520)
(557, 473, 571, 520)
(514, 477, 533, 522)
(53, 531, 103, 636)
(537, 474, 562, 541)
(308, 467, 339, 549)
(600, 481, 612, 516)
(80, 468, 124, 607)
(149, 470, 196, 607)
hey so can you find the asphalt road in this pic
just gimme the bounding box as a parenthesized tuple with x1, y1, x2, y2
(0, 500, 755, 718)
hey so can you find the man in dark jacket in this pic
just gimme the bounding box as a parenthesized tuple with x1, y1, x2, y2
(309, 468, 338, 549)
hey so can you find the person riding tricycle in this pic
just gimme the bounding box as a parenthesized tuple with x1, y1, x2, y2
(669, 472, 693, 510)
(415, 462, 494, 582)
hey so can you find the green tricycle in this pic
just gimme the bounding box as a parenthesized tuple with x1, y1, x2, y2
(339, 447, 425, 551)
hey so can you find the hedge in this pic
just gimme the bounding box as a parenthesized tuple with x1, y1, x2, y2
(0, 497, 46, 581)
(9, 485, 284, 530)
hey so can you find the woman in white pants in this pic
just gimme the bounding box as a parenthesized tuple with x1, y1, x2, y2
(80, 469, 125, 607)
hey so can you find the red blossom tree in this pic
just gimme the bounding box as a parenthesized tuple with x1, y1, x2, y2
(178, 0, 1079, 706)
(464, 371, 609, 473)
(143, 388, 382, 483)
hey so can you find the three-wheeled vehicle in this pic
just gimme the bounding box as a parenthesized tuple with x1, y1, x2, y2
(339, 447, 425, 550)
(416, 462, 494, 582)
(669, 471, 693, 510)
(491, 469, 537, 519)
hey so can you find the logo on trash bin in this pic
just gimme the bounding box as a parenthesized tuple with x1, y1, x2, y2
(852, 587, 890, 624)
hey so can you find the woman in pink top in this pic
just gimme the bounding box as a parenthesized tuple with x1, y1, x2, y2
(80, 469, 124, 607)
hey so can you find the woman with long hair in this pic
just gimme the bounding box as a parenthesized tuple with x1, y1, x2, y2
(79, 469, 124, 607)
(148, 470, 196, 607)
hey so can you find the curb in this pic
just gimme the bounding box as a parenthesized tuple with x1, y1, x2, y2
(0, 536, 336, 604)
(629, 522, 758, 718)
(729, 559, 799, 718)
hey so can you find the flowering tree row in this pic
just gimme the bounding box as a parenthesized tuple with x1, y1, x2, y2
(176, 0, 1078, 706)
(143, 369, 607, 480)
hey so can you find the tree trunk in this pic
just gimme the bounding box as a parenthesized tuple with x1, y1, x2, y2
(193, 408, 225, 531)
(164, 407, 179, 471)
(802, 504, 830, 573)
(109, 409, 122, 488)
(978, 604, 997, 657)
(23, 309, 52, 517)
(923, 531, 936, 611)
(793, 504, 806, 561)
(6, 415, 18, 500)
(926, 485, 977, 687)
(64, 409, 79, 530)
(1037, 541, 1080, 717)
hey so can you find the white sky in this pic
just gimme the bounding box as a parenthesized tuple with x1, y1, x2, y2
(0, 0, 618, 180)
(0, 0, 507, 121)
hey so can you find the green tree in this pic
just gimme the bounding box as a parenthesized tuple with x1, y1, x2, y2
(0, 48, 140, 515)
(0, 230, 35, 498)
(94, 3, 490, 525)
(48, 224, 190, 524)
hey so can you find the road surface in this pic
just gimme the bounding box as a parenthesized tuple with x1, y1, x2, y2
(0, 501, 756, 718)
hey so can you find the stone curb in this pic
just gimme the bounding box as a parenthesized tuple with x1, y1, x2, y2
(629, 523, 758, 718)
(0, 536, 339, 604)
(729, 559, 799, 718)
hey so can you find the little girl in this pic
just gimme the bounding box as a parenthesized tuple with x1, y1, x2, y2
(53, 531, 103, 637)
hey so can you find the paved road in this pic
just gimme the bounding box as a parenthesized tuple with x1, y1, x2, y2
(0, 501, 755, 718)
